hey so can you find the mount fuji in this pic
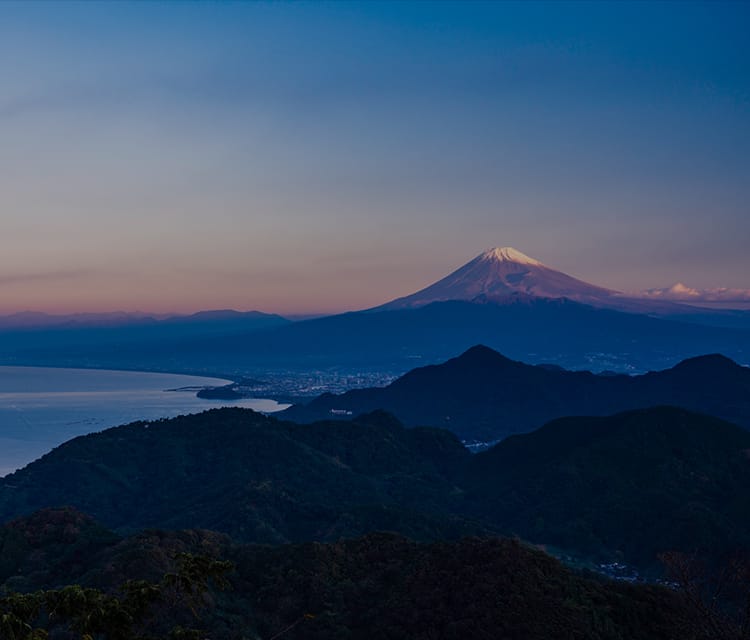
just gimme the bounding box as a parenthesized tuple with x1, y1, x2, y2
(373, 246, 746, 319)
(376, 247, 618, 310)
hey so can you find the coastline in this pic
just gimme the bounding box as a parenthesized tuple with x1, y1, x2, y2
(0, 366, 290, 477)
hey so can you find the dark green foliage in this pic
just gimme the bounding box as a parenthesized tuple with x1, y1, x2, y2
(0, 409, 479, 545)
(283, 345, 750, 440)
(467, 407, 750, 569)
(1, 406, 749, 573)
(0, 512, 703, 640)
(0, 507, 121, 595)
(0, 550, 232, 640)
(659, 550, 750, 640)
(228, 534, 697, 640)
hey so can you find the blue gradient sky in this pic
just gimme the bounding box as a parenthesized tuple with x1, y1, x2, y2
(1, 1, 748, 314)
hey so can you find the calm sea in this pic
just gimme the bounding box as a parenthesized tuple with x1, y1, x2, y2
(0, 366, 290, 477)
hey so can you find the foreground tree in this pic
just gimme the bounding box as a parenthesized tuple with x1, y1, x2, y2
(0, 553, 232, 640)
(660, 550, 750, 640)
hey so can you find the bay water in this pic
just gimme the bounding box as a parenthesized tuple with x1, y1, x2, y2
(0, 366, 289, 477)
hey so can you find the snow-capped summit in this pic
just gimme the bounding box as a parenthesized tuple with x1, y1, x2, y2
(479, 247, 543, 266)
(375, 247, 618, 310)
(639, 282, 750, 303)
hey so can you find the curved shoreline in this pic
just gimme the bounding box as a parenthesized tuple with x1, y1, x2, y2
(0, 362, 236, 387)
(0, 367, 290, 477)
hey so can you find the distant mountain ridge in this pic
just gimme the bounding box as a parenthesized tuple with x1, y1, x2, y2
(5, 296, 750, 375)
(641, 281, 750, 303)
(2, 247, 749, 374)
(0, 308, 288, 330)
(282, 345, 750, 440)
(0, 309, 291, 369)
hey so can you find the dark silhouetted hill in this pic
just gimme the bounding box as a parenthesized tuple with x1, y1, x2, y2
(283, 345, 750, 440)
(0, 409, 477, 544)
(1, 406, 749, 573)
(466, 406, 750, 568)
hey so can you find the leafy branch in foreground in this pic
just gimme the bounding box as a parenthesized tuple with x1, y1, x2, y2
(660, 550, 750, 640)
(0, 553, 233, 640)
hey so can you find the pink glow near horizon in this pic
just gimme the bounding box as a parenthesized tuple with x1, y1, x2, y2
(1, 3, 749, 315)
